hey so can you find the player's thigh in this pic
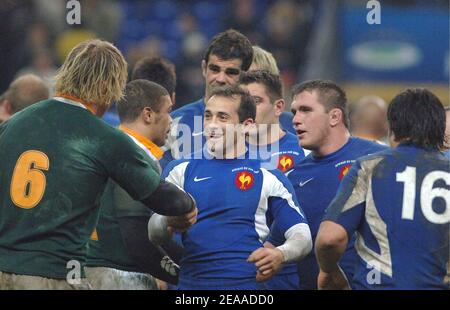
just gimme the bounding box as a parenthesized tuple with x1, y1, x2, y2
(0, 270, 91, 290)
(85, 267, 156, 290)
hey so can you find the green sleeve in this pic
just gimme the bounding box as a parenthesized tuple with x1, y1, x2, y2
(101, 130, 161, 202)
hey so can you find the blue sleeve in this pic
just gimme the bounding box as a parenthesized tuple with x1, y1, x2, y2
(160, 149, 174, 171)
(323, 161, 366, 236)
(266, 169, 308, 242)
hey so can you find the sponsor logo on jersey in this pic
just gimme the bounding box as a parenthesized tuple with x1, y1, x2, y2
(277, 154, 294, 172)
(299, 177, 314, 187)
(194, 176, 212, 182)
(160, 256, 179, 277)
(235, 171, 254, 191)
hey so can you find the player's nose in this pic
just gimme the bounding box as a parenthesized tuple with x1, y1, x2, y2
(215, 71, 227, 84)
(292, 111, 301, 126)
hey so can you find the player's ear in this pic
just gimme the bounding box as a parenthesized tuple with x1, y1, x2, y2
(0, 99, 11, 122)
(142, 107, 154, 124)
(171, 92, 176, 106)
(274, 99, 285, 117)
(3, 99, 12, 116)
(242, 118, 255, 134)
(201, 60, 207, 79)
(329, 108, 342, 127)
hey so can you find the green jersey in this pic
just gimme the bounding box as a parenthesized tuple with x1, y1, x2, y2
(85, 180, 153, 272)
(86, 128, 161, 271)
(0, 98, 161, 279)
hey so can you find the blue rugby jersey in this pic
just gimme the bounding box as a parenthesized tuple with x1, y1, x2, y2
(248, 131, 305, 289)
(324, 144, 449, 289)
(162, 156, 309, 289)
(287, 137, 387, 289)
(161, 99, 205, 169)
(248, 131, 305, 174)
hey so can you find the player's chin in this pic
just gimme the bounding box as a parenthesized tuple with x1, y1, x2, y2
(297, 133, 312, 148)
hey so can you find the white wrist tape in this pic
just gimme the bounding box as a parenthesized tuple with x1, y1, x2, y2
(276, 223, 312, 263)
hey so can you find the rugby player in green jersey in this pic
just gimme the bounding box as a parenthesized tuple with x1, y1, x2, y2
(0, 39, 197, 289)
(85, 80, 183, 289)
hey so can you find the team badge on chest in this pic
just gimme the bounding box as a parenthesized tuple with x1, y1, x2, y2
(277, 154, 294, 172)
(235, 171, 254, 191)
(339, 164, 352, 180)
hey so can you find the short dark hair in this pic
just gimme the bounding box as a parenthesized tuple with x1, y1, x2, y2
(203, 29, 253, 71)
(388, 88, 446, 150)
(131, 57, 176, 94)
(209, 85, 256, 122)
(291, 80, 349, 128)
(6, 74, 49, 113)
(239, 70, 283, 103)
(117, 79, 168, 123)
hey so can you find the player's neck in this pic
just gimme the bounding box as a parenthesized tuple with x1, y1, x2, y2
(314, 129, 351, 157)
(55, 93, 105, 116)
(121, 122, 151, 140)
(119, 122, 163, 159)
(249, 124, 285, 146)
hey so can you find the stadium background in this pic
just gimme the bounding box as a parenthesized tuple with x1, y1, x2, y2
(0, 0, 448, 125)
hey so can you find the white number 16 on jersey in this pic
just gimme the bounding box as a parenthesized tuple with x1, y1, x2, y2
(396, 166, 450, 224)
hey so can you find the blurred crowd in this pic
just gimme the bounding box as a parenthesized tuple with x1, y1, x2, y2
(0, 0, 315, 107)
(0, 0, 447, 117)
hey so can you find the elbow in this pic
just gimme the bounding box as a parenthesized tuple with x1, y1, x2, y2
(315, 221, 348, 255)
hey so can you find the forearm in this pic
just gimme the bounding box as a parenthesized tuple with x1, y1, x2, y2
(316, 243, 345, 273)
(276, 223, 312, 264)
(118, 216, 179, 284)
(141, 180, 195, 216)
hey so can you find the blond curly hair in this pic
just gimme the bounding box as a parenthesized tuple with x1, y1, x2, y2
(54, 39, 128, 108)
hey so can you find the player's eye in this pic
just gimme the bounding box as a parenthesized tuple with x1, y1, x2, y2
(299, 106, 311, 112)
(208, 65, 221, 73)
(253, 97, 262, 105)
(218, 113, 229, 121)
(225, 68, 240, 76)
